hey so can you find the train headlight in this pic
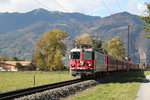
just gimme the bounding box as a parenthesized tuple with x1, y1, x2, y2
(88, 64, 92, 67)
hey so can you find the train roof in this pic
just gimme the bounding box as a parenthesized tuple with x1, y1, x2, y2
(71, 48, 94, 52)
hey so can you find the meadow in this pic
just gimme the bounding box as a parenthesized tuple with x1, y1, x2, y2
(63, 71, 150, 100)
(0, 71, 73, 92)
(1, 70, 150, 100)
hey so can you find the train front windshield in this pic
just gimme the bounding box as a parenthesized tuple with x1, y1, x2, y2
(83, 52, 94, 60)
(71, 52, 80, 60)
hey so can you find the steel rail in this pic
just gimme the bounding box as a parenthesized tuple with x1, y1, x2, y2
(0, 78, 83, 100)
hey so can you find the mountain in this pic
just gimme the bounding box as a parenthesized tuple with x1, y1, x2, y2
(0, 8, 100, 33)
(0, 8, 149, 63)
(0, 8, 100, 59)
(88, 12, 149, 63)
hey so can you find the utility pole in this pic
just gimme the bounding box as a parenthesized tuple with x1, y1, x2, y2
(127, 25, 130, 61)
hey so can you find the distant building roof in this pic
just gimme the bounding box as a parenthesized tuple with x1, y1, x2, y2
(0, 61, 31, 66)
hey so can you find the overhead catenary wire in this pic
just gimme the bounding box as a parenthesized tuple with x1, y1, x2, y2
(93, 0, 113, 39)
(34, 0, 69, 20)
(52, 0, 86, 23)
(99, 0, 112, 15)
(98, 0, 147, 62)
(34, 0, 51, 11)
(52, 0, 91, 33)
(98, 0, 118, 21)
(98, 0, 132, 56)
(34, 0, 91, 34)
(115, 0, 122, 12)
(98, 0, 122, 26)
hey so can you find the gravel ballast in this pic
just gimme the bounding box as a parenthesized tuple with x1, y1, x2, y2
(15, 80, 99, 100)
(15, 72, 125, 100)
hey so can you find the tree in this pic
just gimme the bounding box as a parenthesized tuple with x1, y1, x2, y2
(15, 62, 23, 70)
(34, 29, 67, 70)
(141, 2, 150, 38)
(74, 33, 105, 52)
(104, 36, 126, 60)
(28, 60, 36, 71)
(91, 37, 104, 51)
(0, 56, 9, 68)
(11, 57, 19, 61)
(141, 3, 150, 24)
(33, 51, 45, 70)
(0, 56, 8, 61)
(75, 33, 93, 47)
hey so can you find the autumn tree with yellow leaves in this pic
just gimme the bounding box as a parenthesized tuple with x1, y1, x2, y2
(75, 33, 104, 51)
(34, 29, 67, 70)
(75, 34, 125, 60)
(104, 36, 126, 60)
(75, 33, 93, 47)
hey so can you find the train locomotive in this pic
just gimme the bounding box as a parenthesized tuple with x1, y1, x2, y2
(69, 47, 139, 78)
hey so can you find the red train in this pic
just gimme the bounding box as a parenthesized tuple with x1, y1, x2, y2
(69, 47, 139, 78)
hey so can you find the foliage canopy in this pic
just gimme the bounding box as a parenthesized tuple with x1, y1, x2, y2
(104, 36, 126, 60)
(15, 62, 23, 70)
(75, 33, 93, 47)
(34, 29, 67, 70)
(75, 33, 104, 51)
(141, 2, 150, 38)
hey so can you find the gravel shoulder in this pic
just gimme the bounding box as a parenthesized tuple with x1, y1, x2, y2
(135, 75, 150, 100)
(14, 73, 123, 100)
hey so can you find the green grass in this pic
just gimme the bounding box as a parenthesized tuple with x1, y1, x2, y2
(144, 70, 150, 76)
(0, 71, 73, 92)
(63, 71, 148, 100)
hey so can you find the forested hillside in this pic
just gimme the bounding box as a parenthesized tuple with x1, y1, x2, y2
(0, 8, 149, 63)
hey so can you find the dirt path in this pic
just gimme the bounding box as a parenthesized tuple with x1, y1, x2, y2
(135, 75, 150, 100)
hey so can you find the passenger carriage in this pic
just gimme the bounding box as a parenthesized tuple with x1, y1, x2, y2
(69, 47, 139, 77)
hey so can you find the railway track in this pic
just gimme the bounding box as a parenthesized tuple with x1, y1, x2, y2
(0, 78, 84, 100)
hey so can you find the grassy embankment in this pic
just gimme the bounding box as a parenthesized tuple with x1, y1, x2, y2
(0, 71, 73, 92)
(63, 71, 150, 100)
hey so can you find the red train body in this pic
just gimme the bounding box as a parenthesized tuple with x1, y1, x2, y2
(69, 47, 139, 77)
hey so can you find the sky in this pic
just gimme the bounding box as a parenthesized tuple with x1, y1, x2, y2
(0, 0, 149, 17)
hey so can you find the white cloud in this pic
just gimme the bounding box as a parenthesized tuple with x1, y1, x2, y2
(0, 0, 117, 15)
(125, 0, 147, 16)
(0, 0, 41, 13)
(0, 0, 148, 17)
(137, 2, 147, 15)
(36, 0, 104, 15)
(0, 0, 11, 4)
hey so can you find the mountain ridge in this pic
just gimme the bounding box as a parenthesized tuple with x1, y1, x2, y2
(0, 8, 149, 63)
(0, 8, 100, 33)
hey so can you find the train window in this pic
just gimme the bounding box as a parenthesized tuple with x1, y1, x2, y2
(71, 52, 80, 60)
(83, 52, 94, 60)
